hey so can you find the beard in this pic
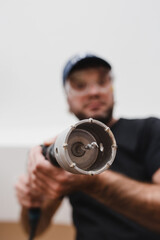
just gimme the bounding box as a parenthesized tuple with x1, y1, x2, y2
(74, 106, 114, 126)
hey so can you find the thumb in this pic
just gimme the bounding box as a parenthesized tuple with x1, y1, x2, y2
(43, 136, 57, 146)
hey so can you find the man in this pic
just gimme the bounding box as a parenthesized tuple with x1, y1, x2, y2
(15, 54, 160, 240)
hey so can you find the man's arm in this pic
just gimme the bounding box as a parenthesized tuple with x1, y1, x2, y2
(15, 174, 63, 236)
(22, 145, 160, 234)
(20, 198, 62, 235)
(85, 169, 160, 233)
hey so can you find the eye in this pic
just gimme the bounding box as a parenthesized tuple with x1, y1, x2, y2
(98, 77, 108, 86)
(72, 81, 87, 90)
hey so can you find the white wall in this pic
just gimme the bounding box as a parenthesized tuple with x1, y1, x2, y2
(0, 0, 160, 223)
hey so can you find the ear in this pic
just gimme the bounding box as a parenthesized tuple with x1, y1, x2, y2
(110, 85, 114, 92)
(66, 95, 73, 113)
(152, 168, 160, 184)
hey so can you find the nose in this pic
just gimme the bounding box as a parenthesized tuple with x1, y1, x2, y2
(87, 84, 101, 95)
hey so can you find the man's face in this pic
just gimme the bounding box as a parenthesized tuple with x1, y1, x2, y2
(65, 67, 114, 124)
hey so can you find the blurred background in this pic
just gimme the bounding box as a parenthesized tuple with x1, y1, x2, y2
(0, 0, 160, 239)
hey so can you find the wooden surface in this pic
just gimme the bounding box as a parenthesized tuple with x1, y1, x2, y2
(0, 222, 75, 240)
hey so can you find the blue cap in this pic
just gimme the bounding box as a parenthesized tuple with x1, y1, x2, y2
(62, 53, 111, 85)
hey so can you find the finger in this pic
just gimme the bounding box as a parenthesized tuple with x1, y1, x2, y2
(31, 171, 64, 199)
(15, 175, 30, 193)
(28, 147, 46, 177)
(16, 186, 44, 207)
(15, 184, 34, 200)
(18, 197, 43, 208)
(31, 172, 56, 194)
(31, 180, 49, 195)
(34, 160, 65, 180)
(43, 136, 57, 146)
(31, 146, 46, 164)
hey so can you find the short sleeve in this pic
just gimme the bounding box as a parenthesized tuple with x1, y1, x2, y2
(144, 117, 160, 178)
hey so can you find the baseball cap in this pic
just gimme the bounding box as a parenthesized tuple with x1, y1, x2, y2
(62, 53, 111, 85)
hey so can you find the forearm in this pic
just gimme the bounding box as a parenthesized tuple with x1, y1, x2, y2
(20, 198, 62, 236)
(84, 170, 160, 233)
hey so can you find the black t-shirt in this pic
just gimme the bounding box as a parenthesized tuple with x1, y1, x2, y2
(68, 117, 160, 240)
